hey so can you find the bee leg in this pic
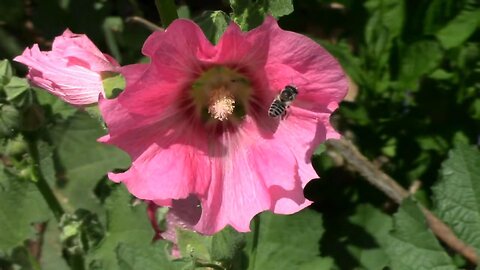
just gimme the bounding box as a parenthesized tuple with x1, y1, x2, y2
(281, 108, 289, 120)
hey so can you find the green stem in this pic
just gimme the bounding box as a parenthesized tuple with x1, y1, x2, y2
(249, 215, 261, 270)
(154, 0, 178, 28)
(26, 136, 64, 222)
(195, 260, 225, 270)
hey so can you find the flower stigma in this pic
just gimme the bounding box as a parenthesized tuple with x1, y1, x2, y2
(191, 66, 251, 124)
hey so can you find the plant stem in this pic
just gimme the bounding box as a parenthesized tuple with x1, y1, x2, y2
(326, 138, 478, 265)
(126, 16, 163, 31)
(154, 0, 178, 28)
(26, 137, 64, 222)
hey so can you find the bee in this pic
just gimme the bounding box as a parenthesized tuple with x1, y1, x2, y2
(268, 85, 298, 118)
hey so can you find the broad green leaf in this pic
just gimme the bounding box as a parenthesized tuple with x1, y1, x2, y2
(398, 40, 443, 90)
(116, 242, 187, 270)
(101, 71, 126, 99)
(319, 204, 391, 270)
(34, 88, 77, 119)
(432, 144, 480, 253)
(436, 8, 480, 49)
(363, 0, 404, 90)
(0, 59, 13, 87)
(0, 170, 51, 253)
(385, 198, 456, 270)
(4, 77, 30, 101)
(230, 0, 293, 31)
(41, 221, 70, 270)
(51, 111, 130, 213)
(176, 225, 245, 264)
(264, 0, 294, 18)
(177, 5, 190, 19)
(346, 205, 391, 270)
(195, 11, 230, 45)
(211, 226, 245, 262)
(86, 186, 154, 270)
(246, 209, 327, 270)
(177, 228, 212, 261)
(154, 0, 179, 28)
(0, 105, 20, 137)
(318, 40, 366, 86)
(364, 0, 404, 46)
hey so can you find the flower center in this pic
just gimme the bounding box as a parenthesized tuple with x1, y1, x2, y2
(208, 86, 235, 121)
(191, 66, 251, 124)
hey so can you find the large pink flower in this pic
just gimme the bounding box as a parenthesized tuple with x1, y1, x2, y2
(99, 16, 347, 235)
(14, 29, 119, 105)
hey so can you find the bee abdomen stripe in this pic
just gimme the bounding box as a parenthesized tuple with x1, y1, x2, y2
(268, 101, 286, 117)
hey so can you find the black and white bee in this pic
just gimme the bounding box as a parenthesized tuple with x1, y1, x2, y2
(268, 85, 298, 118)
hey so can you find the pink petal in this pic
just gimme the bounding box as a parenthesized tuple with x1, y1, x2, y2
(14, 30, 119, 105)
(98, 17, 347, 235)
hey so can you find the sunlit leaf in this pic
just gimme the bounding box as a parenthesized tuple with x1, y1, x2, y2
(432, 144, 480, 253)
(384, 198, 456, 270)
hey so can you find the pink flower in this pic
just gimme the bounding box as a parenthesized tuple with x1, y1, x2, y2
(99, 16, 347, 235)
(14, 29, 119, 105)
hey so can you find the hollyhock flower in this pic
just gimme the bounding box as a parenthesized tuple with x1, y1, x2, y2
(99, 16, 347, 235)
(14, 29, 119, 105)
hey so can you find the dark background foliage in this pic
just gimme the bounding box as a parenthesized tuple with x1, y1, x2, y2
(0, 0, 479, 269)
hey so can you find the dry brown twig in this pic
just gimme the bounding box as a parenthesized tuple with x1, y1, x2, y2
(326, 139, 478, 265)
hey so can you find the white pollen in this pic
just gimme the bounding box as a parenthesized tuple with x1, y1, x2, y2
(208, 88, 235, 121)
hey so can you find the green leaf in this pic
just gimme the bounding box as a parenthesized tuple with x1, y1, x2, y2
(41, 221, 70, 270)
(116, 242, 186, 270)
(176, 226, 245, 264)
(346, 204, 391, 270)
(398, 40, 444, 90)
(51, 111, 130, 213)
(4, 77, 30, 101)
(0, 169, 51, 253)
(264, 0, 294, 18)
(154, 0, 179, 28)
(34, 88, 77, 120)
(436, 8, 480, 49)
(363, 0, 404, 90)
(177, 229, 212, 261)
(246, 210, 327, 270)
(195, 11, 230, 45)
(211, 226, 245, 262)
(384, 198, 456, 270)
(0, 104, 20, 137)
(86, 186, 154, 270)
(318, 40, 366, 86)
(364, 0, 404, 40)
(177, 5, 190, 19)
(101, 71, 126, 99)
(230, 0, 293, 31)
(0, 59, 13, 86)
(432, 144, 480, 253)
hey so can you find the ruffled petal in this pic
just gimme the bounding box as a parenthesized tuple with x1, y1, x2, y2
(195, 143, 272, 234)
(14, 30, 119, 105)
(98, 16, 347, 235)
(261, 16, 348, 111)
